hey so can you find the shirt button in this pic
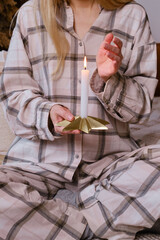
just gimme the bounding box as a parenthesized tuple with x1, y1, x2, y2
(79, 42, 83, 46)
(75, 154, 79, 159)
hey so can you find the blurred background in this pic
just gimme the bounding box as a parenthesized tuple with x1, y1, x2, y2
(0, 0, 27, 50)
(136, 0, 160, 43)
(0, 0, 160, 51)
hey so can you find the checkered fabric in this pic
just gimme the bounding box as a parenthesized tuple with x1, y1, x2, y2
(0, 0, 157, 174)
(0, 0, 159, 239)
(135, 233, 160, 240)
(0, 144, 160, 239)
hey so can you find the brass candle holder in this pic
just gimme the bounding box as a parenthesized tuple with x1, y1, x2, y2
(56, 116, 109, 134)
(57, 56, 109, 134)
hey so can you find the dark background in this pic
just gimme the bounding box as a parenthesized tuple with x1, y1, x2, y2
(0, 0, 27, 50)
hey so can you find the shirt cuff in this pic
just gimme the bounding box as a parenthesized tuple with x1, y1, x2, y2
(90, 68, 106, 93)
(36, 102, 63, 141)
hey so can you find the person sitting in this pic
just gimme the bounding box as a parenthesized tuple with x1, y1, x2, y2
(0, 0, 159, 239)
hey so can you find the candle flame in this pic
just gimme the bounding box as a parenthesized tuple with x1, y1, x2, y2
(84, 56, 87, 70)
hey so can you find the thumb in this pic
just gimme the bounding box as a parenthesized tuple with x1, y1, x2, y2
(59, 107, 75, 122)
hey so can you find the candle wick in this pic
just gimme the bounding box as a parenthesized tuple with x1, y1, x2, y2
(84, 67, 86, 70)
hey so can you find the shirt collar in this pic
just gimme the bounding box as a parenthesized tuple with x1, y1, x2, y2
(56, 1, 74, 33)
(56, 2, 104, 34)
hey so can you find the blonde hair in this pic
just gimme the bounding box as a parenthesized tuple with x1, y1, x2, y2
(39, 0, 133, 79)
(97, 0, 133, 10)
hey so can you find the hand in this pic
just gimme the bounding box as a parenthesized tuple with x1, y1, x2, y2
(50, 104, 80, 135)
(96, 33, 123, 82)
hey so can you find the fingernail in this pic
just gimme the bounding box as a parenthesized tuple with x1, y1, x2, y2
(68, 115, 74, 121)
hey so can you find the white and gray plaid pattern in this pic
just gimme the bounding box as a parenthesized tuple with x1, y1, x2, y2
(0, 0, 159, 239)
(0, 145, 160, 239)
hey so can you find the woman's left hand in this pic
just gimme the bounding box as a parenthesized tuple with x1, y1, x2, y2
(96, 33, 123, 82)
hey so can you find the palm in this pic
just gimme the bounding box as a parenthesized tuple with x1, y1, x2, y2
(97, 48, 116, 79)
(96, 33, 123, 80)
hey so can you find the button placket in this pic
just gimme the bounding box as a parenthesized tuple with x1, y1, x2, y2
(78, 40, 85, 84)
(74, 135, 82, 163)
(75, 154, 79, 159)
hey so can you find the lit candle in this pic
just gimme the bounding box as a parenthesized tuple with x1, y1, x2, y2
(81, 56, 89, 118)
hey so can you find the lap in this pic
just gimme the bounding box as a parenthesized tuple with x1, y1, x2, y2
(0, 144, 160, 239)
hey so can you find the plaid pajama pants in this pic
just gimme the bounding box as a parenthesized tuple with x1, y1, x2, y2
(0, 144, 160, 240)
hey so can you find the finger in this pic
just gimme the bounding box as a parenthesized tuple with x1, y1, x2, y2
(55, 126, 80, 135)
(51, 105, 75, 123)
(104, 43, 121, 56)
(113, 37, 123, 49)
(63, 129, 81, 135)
(106, 51, 123, 63)
(99, 33, 114, 50)
(58, 106, 75, 122)
(54, 125, 64, 135)
(104, 33, 114, 44)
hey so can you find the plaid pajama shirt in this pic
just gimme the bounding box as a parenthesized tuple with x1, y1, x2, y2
(0, 0, 160, 239)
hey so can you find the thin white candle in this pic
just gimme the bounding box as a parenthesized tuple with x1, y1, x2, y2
(81, 56, 89, 118)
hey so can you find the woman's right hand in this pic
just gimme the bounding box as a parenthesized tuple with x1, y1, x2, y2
(50, 104, 80, 135)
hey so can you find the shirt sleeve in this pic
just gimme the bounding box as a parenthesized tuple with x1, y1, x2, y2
(0, 7, 57, 141)
(90, 7, 158, 124)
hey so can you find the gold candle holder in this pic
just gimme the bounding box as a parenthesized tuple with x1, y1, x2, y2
(56, 116, 109, 134)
